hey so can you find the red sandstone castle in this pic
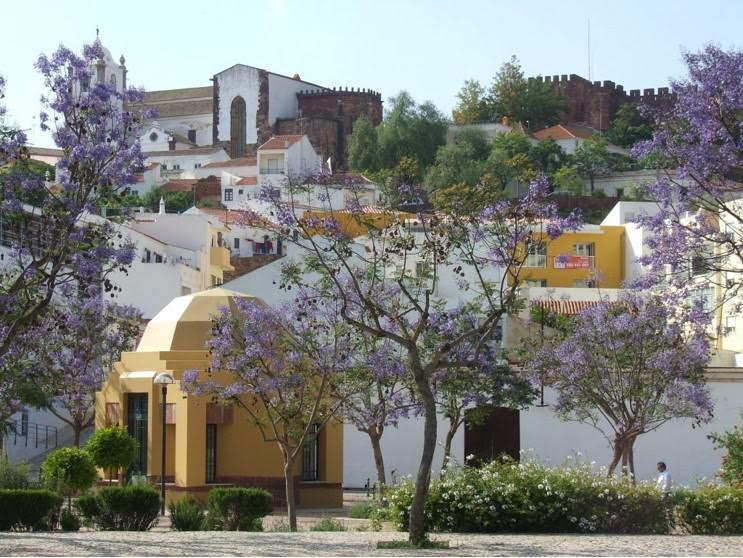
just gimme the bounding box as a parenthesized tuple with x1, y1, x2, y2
(535, 73, 672, 132)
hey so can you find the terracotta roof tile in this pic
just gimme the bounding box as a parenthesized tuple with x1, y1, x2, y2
(533, 124, 597, 141)
(236, 176, 258, 185)
(201, 157, 257, 169)
(144, 147, 226, 157)
(258, 135, 304, 150)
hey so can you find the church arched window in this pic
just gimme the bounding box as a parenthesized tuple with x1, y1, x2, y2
(110, 74, 117, 89)
(230, 96, 246, 159)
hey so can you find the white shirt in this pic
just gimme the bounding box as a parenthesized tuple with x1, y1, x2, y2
(656, 470, 672, 493)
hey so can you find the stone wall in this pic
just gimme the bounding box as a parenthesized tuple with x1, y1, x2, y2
(275, 117, 339, 165)
(531, 74, 673, 131)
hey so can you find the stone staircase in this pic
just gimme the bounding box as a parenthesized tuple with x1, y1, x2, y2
(223, 254, 283, 283)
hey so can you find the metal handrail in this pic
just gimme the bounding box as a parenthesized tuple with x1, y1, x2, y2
(6, 419, 59, 450)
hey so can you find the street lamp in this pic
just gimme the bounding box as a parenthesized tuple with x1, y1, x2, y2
(154, 372, 175, 516)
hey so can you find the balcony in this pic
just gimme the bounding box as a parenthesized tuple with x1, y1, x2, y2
(525, 255, 547, 268)
(259, 168, 284, 175)
(210, 247, 234, 271)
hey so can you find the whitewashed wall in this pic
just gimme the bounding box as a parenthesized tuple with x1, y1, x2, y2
(215, 65, 261, 145)
(268, 73, 323, 124)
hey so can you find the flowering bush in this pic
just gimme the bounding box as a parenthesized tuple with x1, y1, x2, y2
(386, 458, 670, 534)
(675, 485, 743, 534)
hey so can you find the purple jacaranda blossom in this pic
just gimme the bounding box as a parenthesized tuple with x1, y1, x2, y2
(181, 293, 354, 532)
(34, 285, 141, 446)
(526, 290, 712, 480)
(630, 45, 743, 311)
(0, 41, 146, 423)
(229, 167, 581, 543)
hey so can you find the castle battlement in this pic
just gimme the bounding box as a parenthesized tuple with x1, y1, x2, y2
(297, 87, 382, 100)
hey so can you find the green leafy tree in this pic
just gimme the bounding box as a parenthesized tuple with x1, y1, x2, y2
(484, 132, 536, 190)
(709, 416, 743, 486)
(377, 91, 448, 172)
(573, 137, 613, 193)
(488, 56, 563, 129)
(86, 425, 138, 484)
(606, 102, 654, 148)
(530, 138, 567, 176)
(452, 79, 491, 124)
(552, 166, 585, 196)
(41, 447, 98, 510)
(347, 114, 379, 171)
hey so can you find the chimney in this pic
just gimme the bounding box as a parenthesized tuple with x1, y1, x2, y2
(284, 140, 289, 148)
(159, 196, 166, 215)
(168, 135, 176, 151)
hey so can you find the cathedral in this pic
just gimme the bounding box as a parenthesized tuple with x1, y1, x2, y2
(129, 63, 383, 169)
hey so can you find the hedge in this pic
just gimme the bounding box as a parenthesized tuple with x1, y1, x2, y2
(0, 489, 63, 531)
(75, 485, 159, 531)
(205, 487, 273, 531)
(675, 484, 743, 534)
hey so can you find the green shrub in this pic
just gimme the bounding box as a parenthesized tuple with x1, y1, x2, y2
(78, 485, 160, 531)
(348, 501, 377, 519)
(59, 508, 81, 532)
(309, 517, 346, 531)
(86, 426, 138, 483)
(41, 447, 98, 510)
(709, 418, 743, 486)
(0, 458, 30, 489)
(675, 485, 743, 534)
(0, 489, 63, 531)
(74, 494, 100, 526)
(170, 496, 205, 531)
(387, 458, 669, 534)
(206, 487, 273, 531)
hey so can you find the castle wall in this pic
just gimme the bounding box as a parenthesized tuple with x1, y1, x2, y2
(533, 74, 673, 131)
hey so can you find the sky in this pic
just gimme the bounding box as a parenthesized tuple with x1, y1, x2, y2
(1, 0, 741, 147)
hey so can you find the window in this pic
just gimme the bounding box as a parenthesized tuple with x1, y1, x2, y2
(238, 189, 243, 195)
(188, 129, 197, 143)
(526, 241, 546, 268)
(689, 286, 715, 314)
(616, 188, 624, 198)
(573, 279, 596, 288)
(726, 315, 736, 335)
(194, 163, 201, 169)
(144, 249, 151, 263)
(154, 253, 163, 263)
(573, 243, 595, 257)
(149, 132, 158, 143)
(172, 164, 181, 170)
(524, 279, 547, 288)
(233, 238, 240, 249)
(110, 74, 117, 88)
(302, 424, 320, 481)
(224, 189, 233, 201)
(230, 96, 247, 158)
(206, 424, 217, 483)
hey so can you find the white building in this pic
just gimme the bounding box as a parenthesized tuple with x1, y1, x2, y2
(533, 123, 628, 156)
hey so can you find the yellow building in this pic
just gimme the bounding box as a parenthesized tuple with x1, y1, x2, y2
(96, 288, 343, 508)
(515, 224, 626, 289)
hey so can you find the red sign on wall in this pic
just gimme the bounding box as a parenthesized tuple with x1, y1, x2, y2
(553, 255, 592, 269)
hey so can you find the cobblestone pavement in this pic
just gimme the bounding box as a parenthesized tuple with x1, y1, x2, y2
(1, 531, 742, 556)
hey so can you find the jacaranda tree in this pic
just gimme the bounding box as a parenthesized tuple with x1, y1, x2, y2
(37, 285, 141, 446)
(0, 41, 148, 428)
(245, 173, 580, 544)
(182, 296, 354, 532)
(633, 45, 743, 303)
(528, 292, 713, 480)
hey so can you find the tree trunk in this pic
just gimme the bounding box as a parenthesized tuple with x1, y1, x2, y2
(608, 435, 623, 478)
(73, 426, 81, 448)
(589, 175, 595, 194)
(284, 462, 297, 532)
(369, 432, 387, 494)
(628, 437, 637, 485)
(441, 419, 458, 473)
(408, 369, 437, 546)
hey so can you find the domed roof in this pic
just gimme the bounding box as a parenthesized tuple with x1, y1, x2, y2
(136, 288, 264, 352)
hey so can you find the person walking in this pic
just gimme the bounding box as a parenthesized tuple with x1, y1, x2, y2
(656, 461, 672, 494)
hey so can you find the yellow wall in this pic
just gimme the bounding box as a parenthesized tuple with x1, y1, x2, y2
(96, 350, 343, 507)
(516, 225, 625, 288)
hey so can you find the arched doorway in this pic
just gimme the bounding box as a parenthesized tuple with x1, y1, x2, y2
(230, 96, 246, 158)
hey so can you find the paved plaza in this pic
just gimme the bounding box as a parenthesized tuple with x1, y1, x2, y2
(1, 531, 742, 557)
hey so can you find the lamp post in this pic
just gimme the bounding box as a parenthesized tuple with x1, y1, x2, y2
(154, 372, 174, 516)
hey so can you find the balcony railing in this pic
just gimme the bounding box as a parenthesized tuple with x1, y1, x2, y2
(525, 255, 547, 268)
(259, 168, 284, 175)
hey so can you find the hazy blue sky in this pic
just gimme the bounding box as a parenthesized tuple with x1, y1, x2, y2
(1, 0, 741, 147)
